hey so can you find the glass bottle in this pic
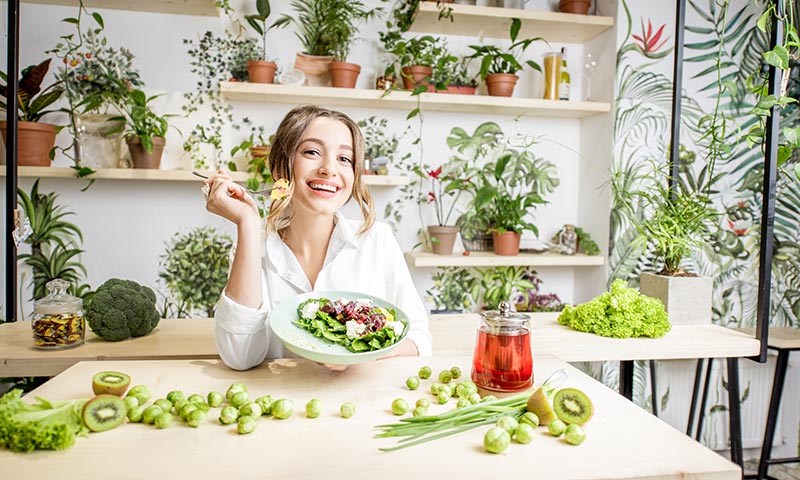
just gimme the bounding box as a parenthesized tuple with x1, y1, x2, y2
(32, 279, 85, 350)
(559, 47, 571, 101)
(560, 224, 578, 255)
(543, 51, 562, 100)
(471, 302, 533, 393)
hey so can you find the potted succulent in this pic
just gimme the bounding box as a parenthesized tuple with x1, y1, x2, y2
(0, 59, 64, 167)
(243, 0, 278, 84)
(425, 267, 480, 314)
(108, 88, 171, 169)
(390, 35, 445, 90)
(274, 0, 382, 87)
(467, 18, 542, 97)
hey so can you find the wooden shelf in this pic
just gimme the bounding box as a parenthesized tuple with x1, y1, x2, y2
(22, 0, 218, 16)
(0, 166, 409, 186)
(220, 82, 610, 118)
(405, 251, 605, 268)
(410, 3, 614, 43)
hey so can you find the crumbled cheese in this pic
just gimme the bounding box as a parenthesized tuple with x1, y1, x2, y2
(386, 321, 405, 336)
(346, 320, 367, 340)
(301, 301, 320, 320)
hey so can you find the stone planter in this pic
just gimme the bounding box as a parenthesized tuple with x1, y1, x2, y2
(639, 272, 712, 325)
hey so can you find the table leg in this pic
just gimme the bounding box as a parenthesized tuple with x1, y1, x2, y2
(756, 350, 790, 480)
(697, 358, 715, 442)
(727, 357, 744, 468)
(649, 360, 658, 416)
(687, 358, 705, 436)
(619, 360, 634, 400)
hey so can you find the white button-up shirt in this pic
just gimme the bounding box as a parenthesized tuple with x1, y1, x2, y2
(214, 212, 433, 370)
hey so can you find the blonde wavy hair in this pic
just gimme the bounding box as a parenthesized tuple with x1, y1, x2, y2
(266, 105, 375, 237)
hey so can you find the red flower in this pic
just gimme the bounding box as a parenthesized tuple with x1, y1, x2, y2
(427, 192, 436, 203)
(85, 53, 92, 59)
(727, 219, 749, 236)
(632, 19, 668, 53)
(428, 166, 442, 179)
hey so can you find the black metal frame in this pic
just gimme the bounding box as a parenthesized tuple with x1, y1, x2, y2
(5, 0, 20, 323)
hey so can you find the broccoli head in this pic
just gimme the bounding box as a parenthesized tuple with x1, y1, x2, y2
(85, 278, 160, 341)
(557, 279, 671, 339)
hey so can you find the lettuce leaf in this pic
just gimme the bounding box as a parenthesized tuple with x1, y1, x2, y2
(0, 389, 89, 453)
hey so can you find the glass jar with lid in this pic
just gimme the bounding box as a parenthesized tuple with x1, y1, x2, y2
(471, 301, 533, 394)
(32, 279, 85, 349)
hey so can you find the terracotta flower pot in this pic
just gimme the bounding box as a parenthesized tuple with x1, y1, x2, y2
(246, 60, 277, 84)
(401, 66, 433, 91)
(329, 61, 361, 88)
(492, 231, 521, 256)
(126, 136, 165, 169)
(437, 85, 477, 95)
(294, 52, 334, 87)
(485, 73, 519, 97)
(559, 0, 591, 14)
(250, 145, 270, 159)
(0, 121, 57, 166)
(428, 225, 460, 255)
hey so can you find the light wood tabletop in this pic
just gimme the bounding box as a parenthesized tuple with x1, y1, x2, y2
(0, 314, 761, 377)
(0, 356, 741, 480)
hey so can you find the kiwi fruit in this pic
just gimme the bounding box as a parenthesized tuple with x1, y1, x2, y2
(83, 395, 128, 432)
(92, 371, 131, 396)
(553, 388, 594, 425)
(526, 387, 558, 426)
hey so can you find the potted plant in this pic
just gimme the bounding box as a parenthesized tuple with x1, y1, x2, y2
(558, 0, 591, 15)
(0, 60, 64, 167)
(243, 0, 277, 84)
(425, 267, 480, 314)
(228, 37, 262, 82)
(480, 266, 536, 310)
(358, 116, 403, 174)
(390, 35, 445, 90)
(467, 18, 542, 97)
(274, 0, 382, 87)
(109, 88, 171, 169)
(512, 269, 565, 312)
(432, 55, 478, 95)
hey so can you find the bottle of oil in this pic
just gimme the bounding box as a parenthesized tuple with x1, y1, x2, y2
(559, 47, 571, 101)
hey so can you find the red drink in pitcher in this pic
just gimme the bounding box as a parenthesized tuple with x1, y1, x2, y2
(471, 327, 533, 392)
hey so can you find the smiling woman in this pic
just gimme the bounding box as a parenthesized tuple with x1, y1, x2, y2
(201, 105, 432, 371)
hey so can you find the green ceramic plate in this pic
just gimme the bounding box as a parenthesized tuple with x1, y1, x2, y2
(270, 291, 410, 365)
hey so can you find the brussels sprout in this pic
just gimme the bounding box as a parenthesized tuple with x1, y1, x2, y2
(155, 412, 173, 429)
(127, 405, 146, 423)
(179, 403, 198, 420)
(519, 412, 539, 429)
(391, 398, 409, 415)
(306, 399, 321, 418)
(172, 399, 189, 414)
(237, 415, 257, 434)
(450, 366, 462, 379)
(436, 391, 450, 405)
(418, 366, 432, 379)
(124, 396, 139, 410)
(154, 398, 172, 413)
(481, 395, 497, 403)
(127, 385, 152, 403)
(226, 383, 247, 400)
(272, 399, 294, 419)
(455, 382, 476, 399)
(186, 409, 206, 428)
(438, 370, 453, 384)
(255, 395, 274, 416)
(484, 426, 511, 454)
(412, 406, 428, 417)
(430, 383, 442, 396)
(230, 391, 249, 409)
(239, 402, 263, 418)
(340, 402, 356, 418)
(405, 376, 420, 390)
(415, 398, 430, 410)
(142, 405, 163, 425)
(469, 393, 482, 404)
(496, 416, 519, 434)
(564, 424, 586, 445)
(194, 402, 211, 413)
(166, 390, 186, 405)
(187, 394, 206, 405)
(219, 406, 239, 425)
(548, 419, 566, 437)
(207, 391, 224, 408)
(439, 385, 453, 398)
(515, 424, 535, 444)
(456, 397, 471, 409)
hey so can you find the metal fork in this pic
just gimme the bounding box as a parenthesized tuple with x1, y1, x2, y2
(192, 171, 276, 196)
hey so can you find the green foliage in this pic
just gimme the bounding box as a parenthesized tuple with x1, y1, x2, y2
(431, 55, 478, 89)
(107, 88, 171, 153)
(158, 227, 233, 318)
(425, 267, 480, 312)
(388, 35, 445, 69)
(17, 180, 90, 302)
(358, 116, 406, 169)
(244, 0, 274, 60)
(467, 18, 543, 80)
(480, 266, 536, 311)
(0, 59, 64, 123)
(274, 0, 382, 58)
(85, 278, 160, 341)
(0, 389, 88, 452)
(228, 37, 261, 81)
(558, 279, 671, 338)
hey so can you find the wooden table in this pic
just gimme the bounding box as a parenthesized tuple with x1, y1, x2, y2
(0, 356, 742, 480)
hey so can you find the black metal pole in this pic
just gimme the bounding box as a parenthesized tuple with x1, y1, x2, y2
(6, 0, 20, 322)
(751, 0, 784, 364)
(756, 349, 789, 479)
(667, 0, 686, 192)
(618, 360, 634, 400)
(726, 358, 743, 468)
(686, 358, 705, 435)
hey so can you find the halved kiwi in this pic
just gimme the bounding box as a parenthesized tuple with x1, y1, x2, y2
(553, 388, 594, 425)
(526, 386, 558, 426)
(83, 395, 128, 432)
(92, 371, 131, 396)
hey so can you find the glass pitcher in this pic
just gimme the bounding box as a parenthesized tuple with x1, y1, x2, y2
(471, 301, 533, 393)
